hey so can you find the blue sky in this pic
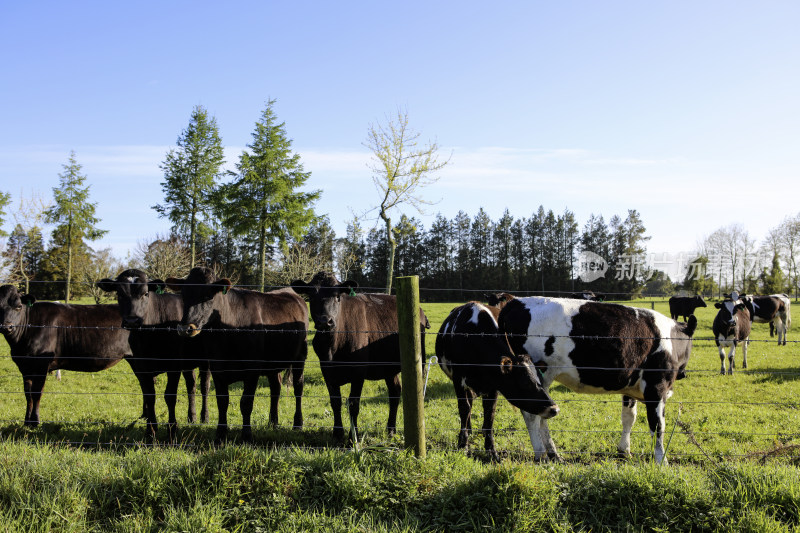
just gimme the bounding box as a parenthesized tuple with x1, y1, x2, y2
(1, 1, 798, 265)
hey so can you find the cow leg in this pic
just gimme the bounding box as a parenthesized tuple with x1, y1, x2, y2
(728, 344, 737, 375)
(618, 396, 638, 458)
(325, 379, 345, 442)
(213, 376, 230, 443)
(481, 391, 500, 462)
(199, 364, 211, 424)
(348, 378, 365, 442)
(291, 362, 305, 430)
(134, 372, 158, 440)
(741, 339, 748, 369)
(643, 391, 669, 465)
(266, 372, 281, 429)
(23, 373, 47, 427)
(453, 379, 475, 450)
(240, 375, 259, 442)
(182, 369, 197, 424)
(164, 371, 181, 442)
(385, 374, 401, 436)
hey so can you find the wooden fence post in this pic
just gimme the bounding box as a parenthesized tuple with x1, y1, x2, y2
(396, 276, 426, 458)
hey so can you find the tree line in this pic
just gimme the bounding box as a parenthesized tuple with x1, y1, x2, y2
(2, 101, 799, 302)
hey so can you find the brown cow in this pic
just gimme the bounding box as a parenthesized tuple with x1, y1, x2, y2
(0, 284, 130, 426)
(167, 267, 308, 442)
(292, 272, 430, 442)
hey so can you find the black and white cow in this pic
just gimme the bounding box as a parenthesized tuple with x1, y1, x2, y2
(499, 297, 697, 464)
(712, 293, 751, 375)
(740, 294, 791, 346)
(668, 295, 707, 322)
(435, 301, 558, 461)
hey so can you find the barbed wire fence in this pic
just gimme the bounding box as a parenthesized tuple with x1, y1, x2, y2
(0, 280, 798, 462)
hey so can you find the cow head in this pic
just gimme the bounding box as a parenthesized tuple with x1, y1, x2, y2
(291, 271, 357, 332)
(0, 285, 35, 334)
(97, 269, 168, 329)
(714, 299, 750, 337)
(166, 267, 231, 337)
(484, 292, 515, 309)
(498, 355, 559, 419)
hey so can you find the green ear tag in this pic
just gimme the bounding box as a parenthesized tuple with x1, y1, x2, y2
(223, 287, 229, 295)
(27, 301, 34, 308)
(349, 287, 356, 297)
(156, 286, 165, 295)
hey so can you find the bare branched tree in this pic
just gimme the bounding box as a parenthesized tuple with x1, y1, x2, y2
(133, 234, 193, 281)
(364, 108, 450, 292)
(80, 248, 123, 304)
(268, 243, 329, 286)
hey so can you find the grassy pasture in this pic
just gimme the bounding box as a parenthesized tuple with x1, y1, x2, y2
(1, 296, 800, 531)
(1, 297, 797, 461)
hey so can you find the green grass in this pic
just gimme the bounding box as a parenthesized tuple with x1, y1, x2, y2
(1, 296, 800, 530)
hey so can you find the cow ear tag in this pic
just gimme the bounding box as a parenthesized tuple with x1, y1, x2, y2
(156, 286, 165, 295)
(349, 287, 356, 297)
(223, 286, 229, 295)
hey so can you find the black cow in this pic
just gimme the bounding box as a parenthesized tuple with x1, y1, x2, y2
(166, 267, 308, 442)
(292, 272, 430, 442)
(436, 301, 558, 460)
(0, 284, 130, 426)
(97, 270, 211, 440)
(740, 294, 791, 345)
(669, 295, 707, 321)
(499, 296, 697, 464)
(713, 294, 752, 374)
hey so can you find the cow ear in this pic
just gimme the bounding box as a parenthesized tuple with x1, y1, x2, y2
(165, 277, 185, 293)
(500, 356, 513, 374)
(216, 279, 232, 295)
(683, 315, 698, 337)
(20, 294, 36, 307)
(96, 278, 117, 293)
(291, 280, 312, 295)
(715, 302, 723, 309)
(149, 280, 166, 294)
(340, 280, 358, 296)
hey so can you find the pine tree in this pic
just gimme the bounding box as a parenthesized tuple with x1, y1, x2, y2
(44, 152, 107, 302)
(220, 99, 320, 291)
(154, 105, 225, 268)
(0, 190, 10, 238)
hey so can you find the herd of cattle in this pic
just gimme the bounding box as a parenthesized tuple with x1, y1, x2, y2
(0, 269, 793, 464)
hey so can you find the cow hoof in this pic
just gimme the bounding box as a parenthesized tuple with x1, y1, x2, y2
(616, 450, 632, 460)
(487, 450, 501, 463)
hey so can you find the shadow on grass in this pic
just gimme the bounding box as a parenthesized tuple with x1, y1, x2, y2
(750, 367, 800, 384)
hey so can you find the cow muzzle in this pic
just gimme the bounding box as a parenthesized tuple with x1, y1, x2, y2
(122, 316, 143, 329)
(177, 323, 201, 337)
(540, 404, 559, 420)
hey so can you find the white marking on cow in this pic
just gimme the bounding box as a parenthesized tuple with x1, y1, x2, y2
(618, 401, 638, 456)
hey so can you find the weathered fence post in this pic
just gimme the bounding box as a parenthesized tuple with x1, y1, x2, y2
(396, 275, 426, 458)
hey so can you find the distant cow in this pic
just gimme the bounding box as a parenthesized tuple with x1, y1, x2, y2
(569, 291, 605, 301)
(292, 272, 430, 442)
(97, 270, 211, 440)
(167, 267, 309, 442)
(712, 294, 751, 374)
(436, 301, 558, 460)
(740, 294, 791, 346)
(484, 292, 516, 309)
(0, 284, 130, 426)
(669, 295, 707, 321)
(499, 297, 697, 464)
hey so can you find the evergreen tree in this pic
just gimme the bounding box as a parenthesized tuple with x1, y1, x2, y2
(0, 190, 10, 237)
(220, 99, 320, 291)
(2, 223, 45, 293)
(154, 105, 225, 268)
(761, 252, 786, 294)
(302, 215, 336, 272)
(44, 151, 107, 302)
